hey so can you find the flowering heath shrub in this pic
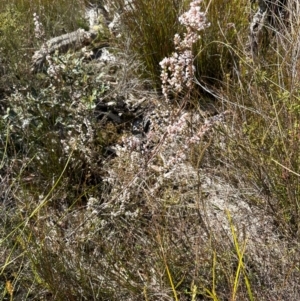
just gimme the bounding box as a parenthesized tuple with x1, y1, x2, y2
(3, 50, 109, 200)
(160, 0, 209, 100)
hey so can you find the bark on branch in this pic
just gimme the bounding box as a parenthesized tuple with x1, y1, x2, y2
(31, 28, 98, 72)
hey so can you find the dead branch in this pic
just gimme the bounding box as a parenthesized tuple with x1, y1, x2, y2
(31, 29, 98, 72)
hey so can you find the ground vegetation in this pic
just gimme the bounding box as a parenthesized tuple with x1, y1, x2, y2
(1, 0, 300, 300)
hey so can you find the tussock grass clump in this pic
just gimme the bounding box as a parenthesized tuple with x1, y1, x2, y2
(112, 0, 189, 87)
(195, 0, 249, 84)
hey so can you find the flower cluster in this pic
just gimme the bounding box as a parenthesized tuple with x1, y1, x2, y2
(160, 0, 209, 100)
(45, 54, 61, 80)
(179, 0, 209, 32)
(33, 13, 45, 40)
(160, 110, 231, 168)
(103, 98, 230, 216)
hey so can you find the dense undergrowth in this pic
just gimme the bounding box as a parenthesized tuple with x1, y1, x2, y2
(1, 0, 300, 300)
